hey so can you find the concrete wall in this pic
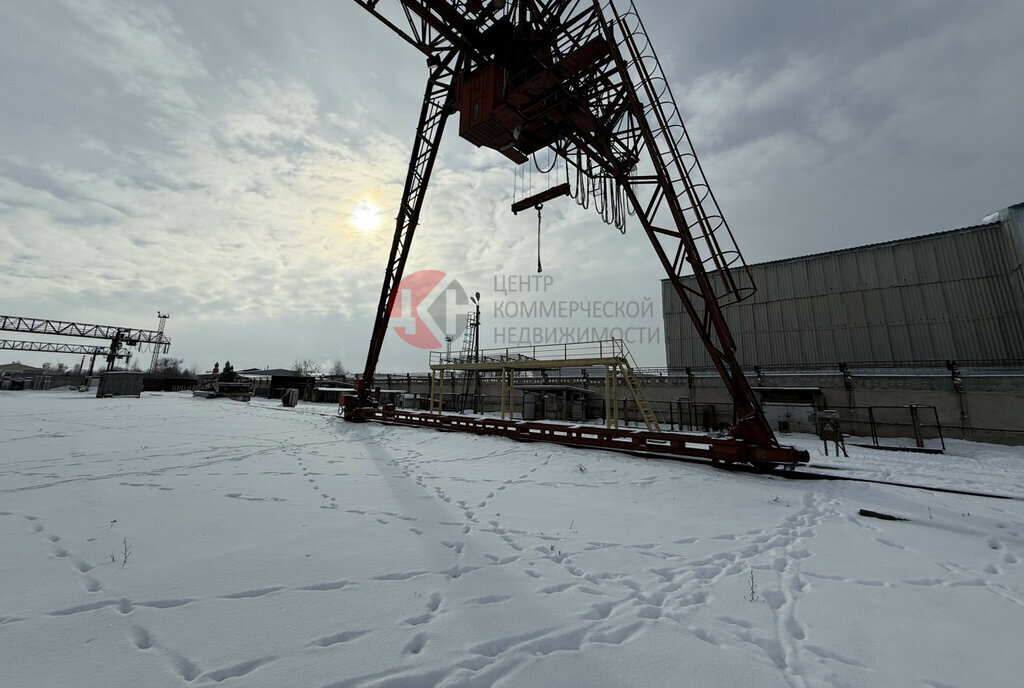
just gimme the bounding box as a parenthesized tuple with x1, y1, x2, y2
(640, 368, 1024, 445)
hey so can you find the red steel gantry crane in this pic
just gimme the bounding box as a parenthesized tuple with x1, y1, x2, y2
(348, 0, 808, 466)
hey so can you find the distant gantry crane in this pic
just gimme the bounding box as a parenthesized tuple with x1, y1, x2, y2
(0, 314, 171, 374)
(347, 0, 808, 467)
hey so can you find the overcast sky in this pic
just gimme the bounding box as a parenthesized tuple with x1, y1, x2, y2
(2, 0, 1022, 374)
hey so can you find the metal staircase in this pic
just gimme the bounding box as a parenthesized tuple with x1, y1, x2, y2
(618, 349, 661, 432)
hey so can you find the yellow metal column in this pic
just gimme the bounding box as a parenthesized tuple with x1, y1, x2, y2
(429, 369, 437, 413)
(604, 364, 611, 429)
(508, 370, 516, 420)
(612, 363, 619, 429)
(500, 368, 507, 419)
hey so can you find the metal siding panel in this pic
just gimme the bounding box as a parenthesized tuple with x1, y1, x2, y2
(838, 252, 859, 291)
(934, 234, 963, 281)
(800, 298, 815, 331)
(835, 326, 853, 362)
(889, 324, 912, 360)
(781, 299, 798, 331)
(799, 330, 817, 364)
(812, 256, 828, 293)
(753, 300, 769, 336)
(882, 288, 905, 325)
(868, 325, 892, 360)
(894, 243, 920, 286)
(805, 257, 823, 297)
(767, 300, 783, 334)
(877, 247, 900, 289)
(851, 290, 868, 327)
(856, 250, 878, 288)
(784, 330, 800, 363)
(916, 241, 940, 283)
(794, 261, 811, 300)
(862, 289, 886, 326)
(662, 280, 676, 314)
(664, 220, 1023, 367)
(920, 283, 947, 324)
(749, 265, 767, 303)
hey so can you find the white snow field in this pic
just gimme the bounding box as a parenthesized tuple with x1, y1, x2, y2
(2, 391, 1023, 688)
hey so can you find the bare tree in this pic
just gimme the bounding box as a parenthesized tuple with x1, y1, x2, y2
(293, 359, 323, 376)
(152, 357, 186, 376)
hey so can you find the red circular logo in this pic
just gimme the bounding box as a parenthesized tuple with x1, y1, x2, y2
(390, 270, 468, 349)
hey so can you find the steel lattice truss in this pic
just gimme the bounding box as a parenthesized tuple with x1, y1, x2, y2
(0, 339, 129, 358)
(350, 0, 784, 450)
(0, 315, 170, 347)
(0, 315, 169, 371)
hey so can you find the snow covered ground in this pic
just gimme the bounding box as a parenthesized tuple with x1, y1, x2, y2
(2, 390, 1023, 688)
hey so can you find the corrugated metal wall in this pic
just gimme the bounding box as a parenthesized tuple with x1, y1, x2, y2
(664, 205, 1024, 368)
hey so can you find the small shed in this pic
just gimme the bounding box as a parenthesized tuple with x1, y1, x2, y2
(96, 371, 144, 398)
(520, 384, 593, 422)
(313, 387, 357, 403)
(378, 389, 409, 407)
(269, 375, 316, 400)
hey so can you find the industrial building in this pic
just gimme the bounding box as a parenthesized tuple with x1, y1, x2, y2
(660, 202, 1024, 444)
(664, 202, 1024, 368)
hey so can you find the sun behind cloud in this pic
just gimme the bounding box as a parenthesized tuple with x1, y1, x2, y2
(351, 201, 381, 232)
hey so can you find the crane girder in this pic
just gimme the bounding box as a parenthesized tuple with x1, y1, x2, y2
(0, 314, 169, 347)
(0, 339, 128, 358)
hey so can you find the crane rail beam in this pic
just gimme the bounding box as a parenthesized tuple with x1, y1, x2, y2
(356, 407, 810, 467)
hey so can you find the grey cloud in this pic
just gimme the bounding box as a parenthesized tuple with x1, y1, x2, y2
(2, 0, 1022, 372)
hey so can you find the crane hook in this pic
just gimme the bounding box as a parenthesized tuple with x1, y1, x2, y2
(536, 204, 543, 273)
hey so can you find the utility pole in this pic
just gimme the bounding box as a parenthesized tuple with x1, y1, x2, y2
(470, 292, 482, 413)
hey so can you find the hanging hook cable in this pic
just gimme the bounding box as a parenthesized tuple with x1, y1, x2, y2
(536, 204, 543, 273)
(512, 164, 517, 205)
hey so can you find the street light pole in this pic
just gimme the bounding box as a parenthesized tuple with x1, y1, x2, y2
(470, 292, 482, 413)
(472, 292, 481, 363)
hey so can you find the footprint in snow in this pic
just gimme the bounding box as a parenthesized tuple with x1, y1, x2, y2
(131, 625, 154, 649)
(427, 592, 443, 612)
(404, 632, 427, 654)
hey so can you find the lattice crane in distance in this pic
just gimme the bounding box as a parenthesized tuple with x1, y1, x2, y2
(347, 0, 808, 467)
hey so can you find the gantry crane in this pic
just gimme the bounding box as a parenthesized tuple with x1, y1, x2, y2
(348, 0, 807, 466)
(0, 314, 171, 373)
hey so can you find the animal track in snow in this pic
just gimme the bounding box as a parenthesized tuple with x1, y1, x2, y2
(312, 630, 371, 647)
(220, 586, 284, 599)
(299, 580, 351, 592)
(200, 656, 275, 683)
